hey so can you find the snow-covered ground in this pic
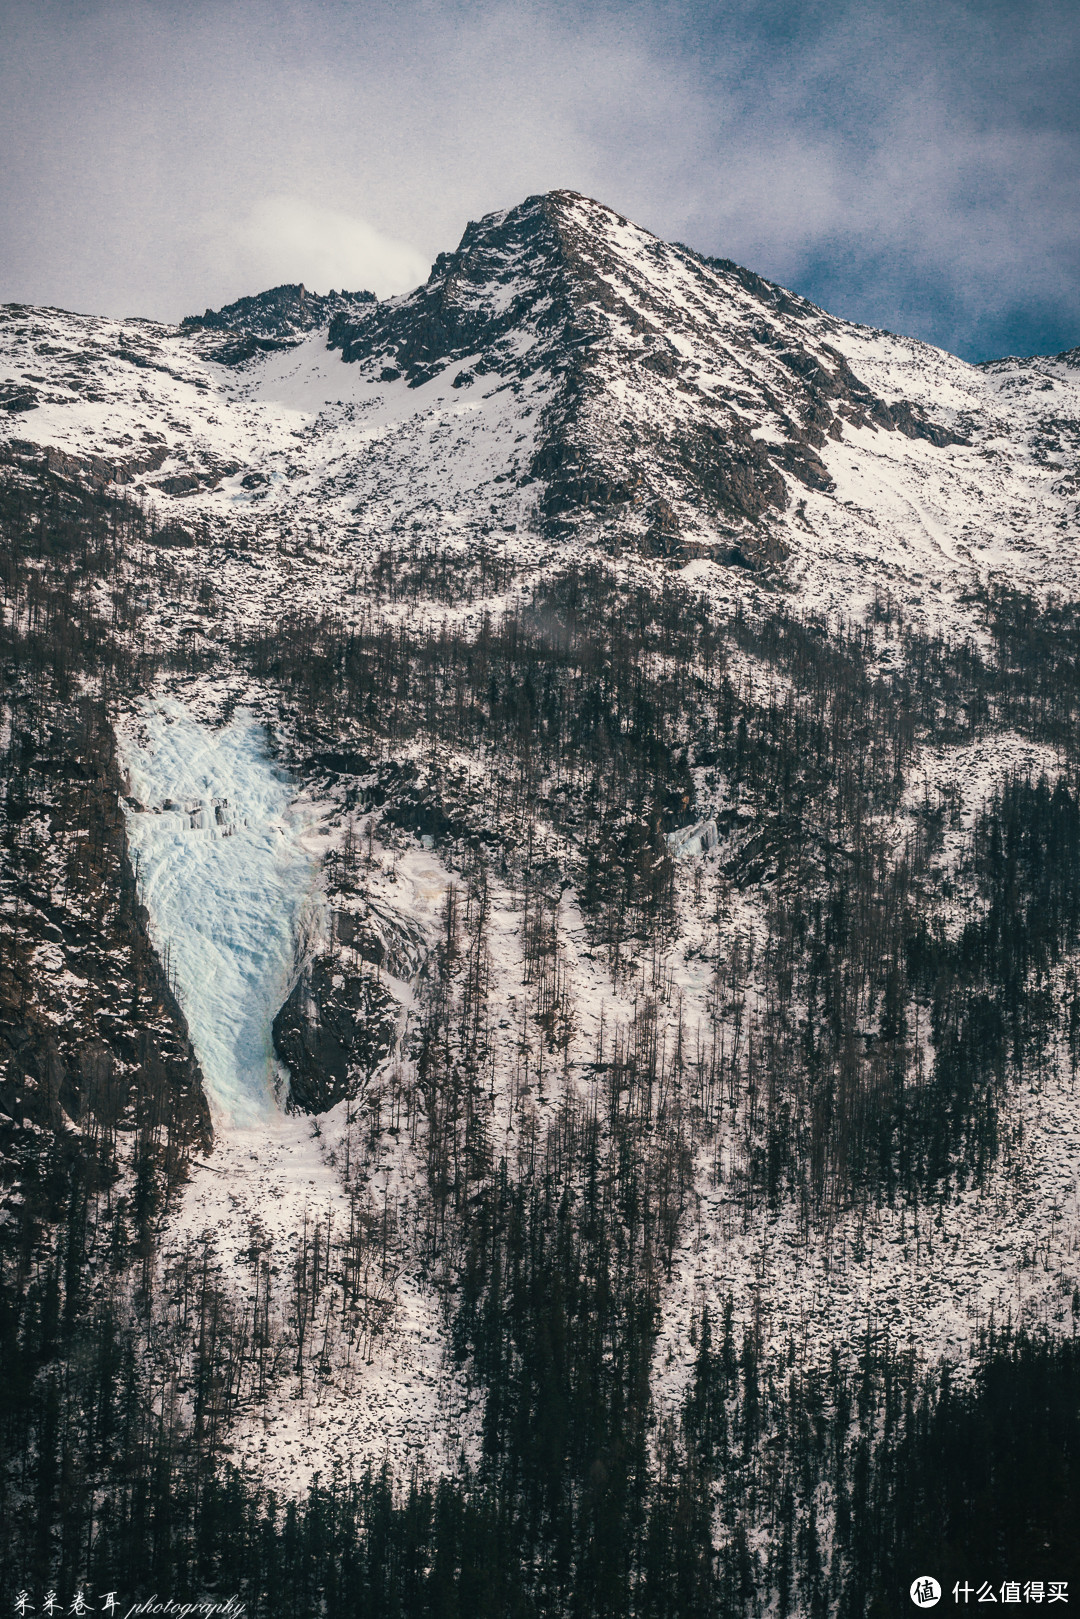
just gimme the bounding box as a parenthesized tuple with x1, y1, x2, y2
(117, 693, 478, 1489)
(172, 1111, 479, 1494)
(652, 1044, 1080, 1421)
(115, 688, 1080, 1492)
(3, 189, 1079, 656)
(8, 190, 1080, 1498)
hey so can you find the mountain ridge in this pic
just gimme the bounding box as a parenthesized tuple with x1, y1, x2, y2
(4, 185, 1077, 615)
(181, 279, 375, 337)
(2, 188, 1080, 1612)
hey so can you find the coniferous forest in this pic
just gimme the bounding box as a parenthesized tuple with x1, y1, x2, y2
(2, 442, 1079, 1617)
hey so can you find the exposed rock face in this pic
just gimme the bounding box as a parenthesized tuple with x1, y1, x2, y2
(0, 382, 38, 412)
(0, 700, 213, 1237)
(326, 189, 965, 554)
(272, 954, 397, 1115)
(181, 284, 379, 367)
(4, 437, 169, 489)
(3, 189, 1076, 602)
(182, 283, 376, 341)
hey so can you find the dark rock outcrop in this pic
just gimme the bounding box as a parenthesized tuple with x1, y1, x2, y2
(0, 700, 213, 1241)
(3, 437, 170, 491)
(182, 283, 376, 341)
(0, 383, 39, 412)
(273, 954, 397, 1114)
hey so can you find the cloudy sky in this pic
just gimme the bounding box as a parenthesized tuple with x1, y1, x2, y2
(1, 0, 1076, 360)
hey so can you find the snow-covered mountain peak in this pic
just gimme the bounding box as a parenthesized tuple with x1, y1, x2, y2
(323, 191, 620, 387)
(323, 186, 1068, 578)
(2, 189, 1079, 629)
(6, 191, 1080, 1588)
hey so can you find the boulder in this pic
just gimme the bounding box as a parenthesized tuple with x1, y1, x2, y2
(273, 954, 398, 1114)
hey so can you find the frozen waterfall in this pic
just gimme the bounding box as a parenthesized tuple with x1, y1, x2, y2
(119, 699, 321, 1128)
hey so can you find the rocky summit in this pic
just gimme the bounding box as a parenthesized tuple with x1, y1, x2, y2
(3, 189, 1077, 612)
(2, 191, 1080, 1613)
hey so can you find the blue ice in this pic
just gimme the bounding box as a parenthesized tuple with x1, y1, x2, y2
(121, 699, 320, 1128)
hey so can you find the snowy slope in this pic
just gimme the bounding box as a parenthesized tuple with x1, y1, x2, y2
(115, 693, 481, 1489)
(5, 189, 1080, 1497)
(2, 189, 1078, 640)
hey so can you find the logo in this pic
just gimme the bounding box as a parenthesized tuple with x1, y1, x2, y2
(910, 1577, 941, 1608)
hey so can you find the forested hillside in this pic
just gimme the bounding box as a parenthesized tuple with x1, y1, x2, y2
(2, 444, 1078, 1615)
(2, 192, 1080, 1615)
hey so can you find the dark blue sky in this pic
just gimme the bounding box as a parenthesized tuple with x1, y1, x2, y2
(1, 0, 1076, 361)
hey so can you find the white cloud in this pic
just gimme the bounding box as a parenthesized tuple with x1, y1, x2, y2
(220, 195, 431, 300)
(1, 0, 1076, 354)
